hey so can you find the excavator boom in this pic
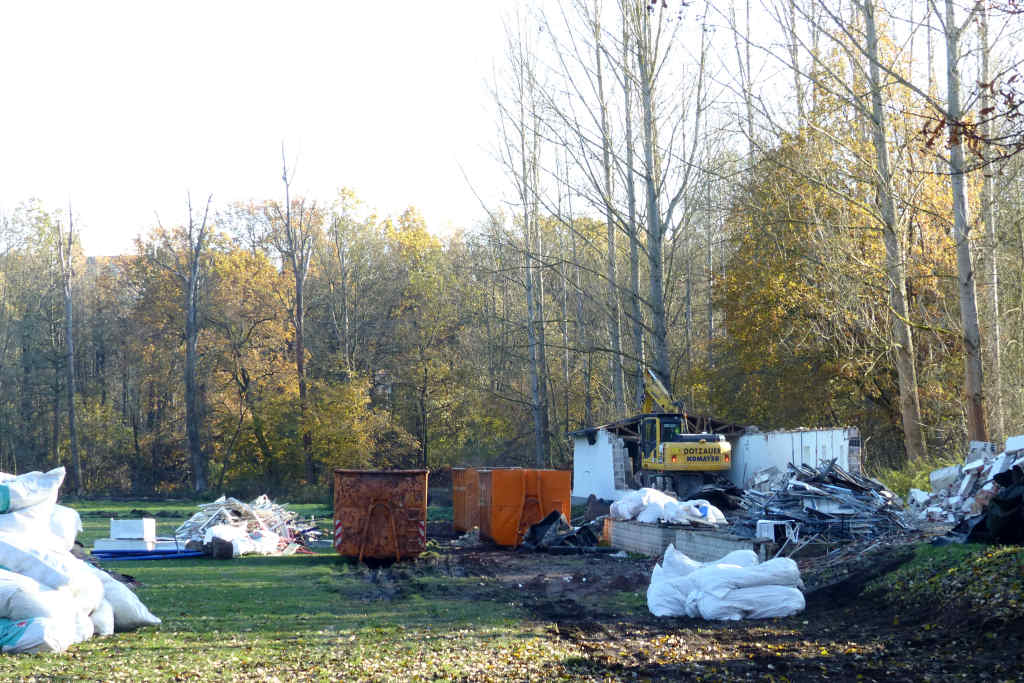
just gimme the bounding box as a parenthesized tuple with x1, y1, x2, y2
(641, 368, 680, 414)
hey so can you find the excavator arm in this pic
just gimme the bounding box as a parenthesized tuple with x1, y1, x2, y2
(641, 368, 683, 414)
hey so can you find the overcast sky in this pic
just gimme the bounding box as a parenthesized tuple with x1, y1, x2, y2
(0, 1, 514, 255)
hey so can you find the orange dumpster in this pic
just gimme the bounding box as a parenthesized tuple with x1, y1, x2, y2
(333, 469, 428, 562)
(478, 468, 571, 547)
(452, 468, 483, 533)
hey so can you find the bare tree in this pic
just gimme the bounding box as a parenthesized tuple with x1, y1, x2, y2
(863, 0, 929, 460)
(496, 13, 552, 465)
(147, 194, 213, 492)
(941, 0, 988, 441)
(55, 206, 81, 494)
(978, 2, 1005, 443)
(266, 146, 320, 482)
(623, 0, 709, 394)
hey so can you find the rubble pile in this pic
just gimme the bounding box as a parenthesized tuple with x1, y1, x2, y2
(175, 495, 320, 557)
(519, 510, 607, 553)
(907, 437, 1024, 525)
(732, 461, 911, 547)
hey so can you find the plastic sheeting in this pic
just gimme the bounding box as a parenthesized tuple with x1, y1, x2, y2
(647, 543, 805, 620)
(610, 488, 727, 526)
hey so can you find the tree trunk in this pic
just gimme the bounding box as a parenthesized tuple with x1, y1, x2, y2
(181, 198, 211, 494)
(864, 0, 928, 462)
(294, 269, 314, 481)
(595, 20, 625, 415)
(623, 18, 645, 411)
(184, 292, 205, 492)
(944, 0, 988, 442)
(57, 217, 82, 494)
(636, 13, 671, 392)
(184, 229, 207, 493)
(979, 4, 1004, 444)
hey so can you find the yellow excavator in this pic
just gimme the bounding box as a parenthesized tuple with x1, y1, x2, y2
(629, 368, 732, 497)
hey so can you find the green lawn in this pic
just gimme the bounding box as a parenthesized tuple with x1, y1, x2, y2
(0, 552, 578, 680)
(0, 500, 573, 680)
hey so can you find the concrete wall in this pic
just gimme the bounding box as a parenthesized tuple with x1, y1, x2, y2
(674, 528, 762, 563)
(606, 519, 679, 557)
(606, 519, 763, 561)
(729, 427, 860, 488)
(572, 431, 630, 502)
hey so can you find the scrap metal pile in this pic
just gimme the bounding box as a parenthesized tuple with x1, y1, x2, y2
(731, 461, 912, 549)
(175, 495, 322, 557)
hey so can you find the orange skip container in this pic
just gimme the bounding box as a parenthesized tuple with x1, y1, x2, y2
(477, 469, 571, 547)
(452, 467, 483, 533)
(333, 469, 428, 562)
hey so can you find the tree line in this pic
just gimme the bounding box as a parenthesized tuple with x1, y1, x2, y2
(3, 0, 1024, 496)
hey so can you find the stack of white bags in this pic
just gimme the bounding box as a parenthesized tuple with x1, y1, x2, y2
(647, 544, 806, 620)
(610, 487, 728, 526)
(0, 467, 160, 654)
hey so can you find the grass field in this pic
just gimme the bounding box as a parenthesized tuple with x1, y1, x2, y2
(0, 500, 581, 681)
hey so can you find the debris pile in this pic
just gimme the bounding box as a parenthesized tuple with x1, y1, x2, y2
(519, 511, 606, 553)
(0, 467, 159, 654)
(175, 495, 319, 558)
(907, 437, 1024, 526)
(451, 526, 482, 548)
(732, 461, 911, 549)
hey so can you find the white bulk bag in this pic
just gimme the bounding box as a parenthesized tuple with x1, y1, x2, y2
(88, 566, 161, 632)
(0, 568, 77, 622)
(0, 468, 65, 513)
(90, 599, 115, 636)
(0, 617, 77, 654)
(49, 505, 83, 552)
(647, 546, 805, 620)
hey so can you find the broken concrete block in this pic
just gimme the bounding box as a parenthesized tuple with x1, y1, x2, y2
(1005, 434, 1024, 454)
(990, 453, 1011, 478)
(925, 505, 945, 521)
(958, 472, 978, 498)
(948, 495, 962, 507)
(968, 441, 996, 461)
(975, 487, 997, 508)
(930, 464, 962, 493)
(963, 458, 986, 474)
(960, 497, 979, 514)
(908, 488, 930, 507)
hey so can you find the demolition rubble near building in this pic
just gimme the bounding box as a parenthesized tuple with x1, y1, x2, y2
(2, 424, 1019, 656)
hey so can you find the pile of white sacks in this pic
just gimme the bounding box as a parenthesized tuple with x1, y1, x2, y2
(0, 467, 160, 654)
(647, 544, 805, 620)
(610, 487, 727, 526)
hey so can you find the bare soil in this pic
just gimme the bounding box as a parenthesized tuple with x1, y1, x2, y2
(409, 529, 1024, 681)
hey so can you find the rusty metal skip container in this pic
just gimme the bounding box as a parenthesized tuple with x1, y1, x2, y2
(333, 469, 428, 562)
(477, 469, 571, 547)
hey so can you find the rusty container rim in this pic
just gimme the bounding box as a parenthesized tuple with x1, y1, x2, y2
(334, 469, 429, 475)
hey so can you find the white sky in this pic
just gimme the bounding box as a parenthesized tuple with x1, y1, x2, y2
(0, 1, 514, 255)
